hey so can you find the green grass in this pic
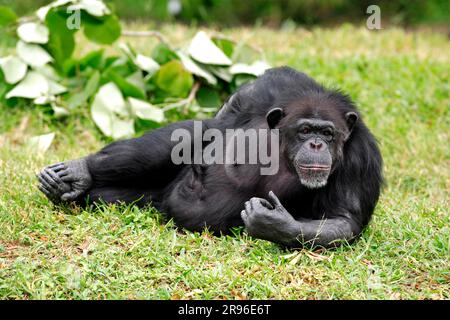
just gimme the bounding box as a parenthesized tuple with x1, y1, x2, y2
(0, 24, 449, 299)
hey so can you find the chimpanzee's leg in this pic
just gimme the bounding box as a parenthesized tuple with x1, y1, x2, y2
(38, 119, 216, 204)
(79, 185, 158, 207)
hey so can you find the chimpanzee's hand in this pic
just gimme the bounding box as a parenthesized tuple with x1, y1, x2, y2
(241, 191, 299, 245)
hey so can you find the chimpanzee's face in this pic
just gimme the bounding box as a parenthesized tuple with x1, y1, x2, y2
(266, 104, 358, 189)
(284, 118, 339, 188)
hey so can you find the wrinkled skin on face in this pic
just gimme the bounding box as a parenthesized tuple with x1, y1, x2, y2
(288, 113, 357, 189)
(267, 106, 358, 189)
(287, 118, 337, 188)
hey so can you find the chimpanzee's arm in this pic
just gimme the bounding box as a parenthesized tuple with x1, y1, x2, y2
(38, 120, 214, 202)
(241, 191, 363, 248)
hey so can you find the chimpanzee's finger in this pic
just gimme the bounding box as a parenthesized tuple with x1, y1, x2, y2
(38, 184, 52, 198)
(245, 201, 252, 214)
(241, 210, 248, 223)
(61, 189, 83, 201)
(58, 169, 72, 181)
(259, 198, 274, 210)
(250, 197, 265, 211)
(48, 163, 66, 172)
(268, 191, 282, 208)
(38, 175, 54, 191)
(41, 169, 63, 187)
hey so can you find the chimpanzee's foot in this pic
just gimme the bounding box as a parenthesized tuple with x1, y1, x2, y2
(38, 158, 92, 203)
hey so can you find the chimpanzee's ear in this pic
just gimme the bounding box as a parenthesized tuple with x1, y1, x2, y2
(344, 111, 358, 140)
(266, 108, 284, 129)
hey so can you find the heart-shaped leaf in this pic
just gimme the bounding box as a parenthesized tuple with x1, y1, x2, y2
(152, 43, 178, 65)
(27, 132, 55, 154)
(128, 97, 165, 123)
(69, 0, 111, 17)
(36, 0, 75, 21)
(229, 61, 270, 77)
(154, 60, 193, 98)
(188, 31, 232, 66)
(17, 22, 50, 44)
(44, 8, 76, 66)
(91, 82, 134, 139)
(0, 56, 27, 84)
(135, 54, 160, 75)
(16, 41, 53, 67)
(84, 14, 121, 45)
(177, 51, 217, 85)
(6, 71, 49, 99)
(196, 86, 222, 108)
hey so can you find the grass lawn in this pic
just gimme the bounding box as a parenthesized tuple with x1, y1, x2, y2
(0, 24, 449, 299)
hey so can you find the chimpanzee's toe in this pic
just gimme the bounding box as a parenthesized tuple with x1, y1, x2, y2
(37, 165, 71, 203)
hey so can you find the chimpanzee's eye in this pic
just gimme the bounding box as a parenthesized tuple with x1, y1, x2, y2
(323, 128, 333, 136)
(301, 127, 311, 134)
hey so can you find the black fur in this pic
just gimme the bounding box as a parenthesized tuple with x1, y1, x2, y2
(38, 67, 383, 248)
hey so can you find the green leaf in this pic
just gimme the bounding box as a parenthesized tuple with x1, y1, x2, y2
(128, 97, 165, 123)
(6, 71, 49, 99)
(17, 22, 49, 44)
(26, 133, 55, 154)
(177, 51, 217, 85)
(212, 37, 235, 58)
(106, 69, 146, 99)
(0, 6, 17, 27)
(126, 71, 146, 93)
(207, 65, 233, 83)
(33, 65, 59, 81)
(154, 60, 193, 98)
(79, 49, 104, 70)
(45, 8, 76, 67)
(120, 43, 160, 75)
(91, 82, 134, 139)
(196, 87, 222, 108)
(152, 43, 178, 65)
(68, 70, 100, 109)
(189, 31, 232, 66)
(83, 14, 121, 45)
(0, 56, 27, 84)
(104, 57, 134, 78)
(17, 41, 53, 67)
(232, 43, 261, 64)
(233, 74, 256, 89)
(48, 80, 67, 95)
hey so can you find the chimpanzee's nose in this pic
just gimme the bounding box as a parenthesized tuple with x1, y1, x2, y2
(309, 141, 323, 151)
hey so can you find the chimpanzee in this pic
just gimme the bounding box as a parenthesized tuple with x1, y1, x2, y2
(38, 67, 383, 248)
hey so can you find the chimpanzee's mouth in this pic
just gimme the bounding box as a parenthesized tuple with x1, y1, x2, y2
(298, 164, 331, 171)
(295, 163, 331, 189)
